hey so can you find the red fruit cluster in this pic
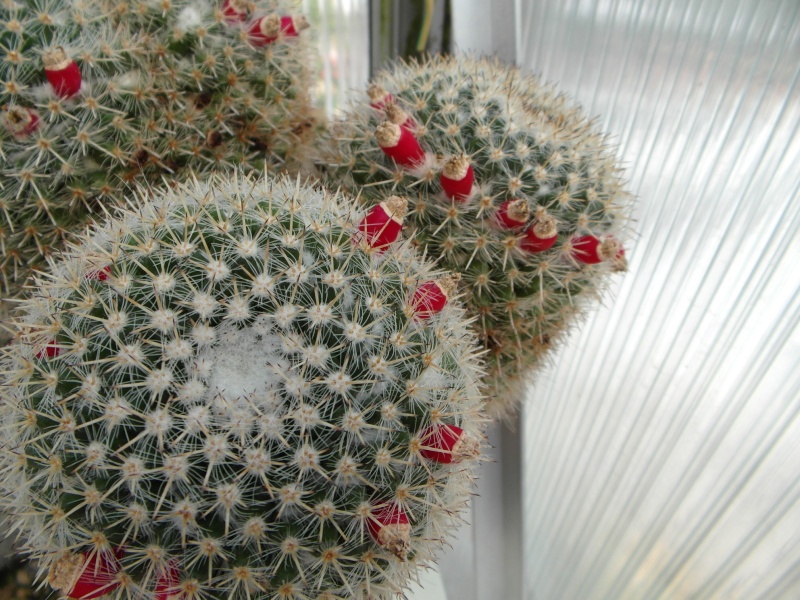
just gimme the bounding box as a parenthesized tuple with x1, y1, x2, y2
(370, 95, 627, 263)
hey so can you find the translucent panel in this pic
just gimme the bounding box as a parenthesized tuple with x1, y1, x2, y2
(518, 1, 800, 599)
(303, 0, 370, 115)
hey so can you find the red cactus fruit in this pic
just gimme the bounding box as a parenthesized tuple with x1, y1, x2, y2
(154, 560, 181, 600)
(521, 210, 558, 253)
(36, 341, 62, 359)
(2, 106, 40, 137)
(496, 198, 530, 229)
(85, 265, 111, 281)
(221, 0, 249, 22)
(376, 121, 425, 167)
(43, 47, 81, 98)
(367, 83, 393, 109)
(47, 548, 123, 600)
(418, 424, 480, 464)
(572, 235, 622, 265)
(367, 502, 411, 559)
(384, 102, 414, 130)
(358, 196, 408, 249)
(440, 155, 474, 201)
(411, 276, 459, 320)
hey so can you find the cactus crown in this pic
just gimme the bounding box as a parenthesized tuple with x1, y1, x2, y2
(0, 0, 314, 301)
(316, 55, 632, 417)
(0, 174, 485, 599)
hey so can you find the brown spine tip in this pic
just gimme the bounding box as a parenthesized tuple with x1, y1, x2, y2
(377, 523, 412, 560)
(532, 209, 557, 239)
(384, 103, 409, 126)
(259, 14, 281, 38)
(383, 195, 408, 220)
(598, 237, 622, 262)
(291, 15, 310, 32)
(368, 83, 387, 102)
(2, 106, 37, 136)
(42, 47, 71, 70)
(48, 553, 84, 595)
(437, 273, 461, 299)
(376, 121, 401, 148)
(452, 433, 481, 462)
(223, 0, 251, 17)
(443, 154, 470, 180)
(612, 252, 628, 272)
(506, 198, 530, 223)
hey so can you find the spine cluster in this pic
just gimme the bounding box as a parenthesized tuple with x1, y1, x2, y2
(0, 174, 485, 599)
(314, 55, 632, 417)
(0, 0, 315, 306)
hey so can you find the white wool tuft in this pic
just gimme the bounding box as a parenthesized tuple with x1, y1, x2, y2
(177, 5, 205, 29)
(198, 322, 288, 404)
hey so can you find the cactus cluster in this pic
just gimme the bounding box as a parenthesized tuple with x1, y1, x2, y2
(0, 174, 485, 599)
(0, 0, 315, 305)
(314, 55, 632, 417)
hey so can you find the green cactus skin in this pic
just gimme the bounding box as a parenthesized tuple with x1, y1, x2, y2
(314, 55, 632, 418)
(0, 0, 315, 305)
(0, 174, 485, 599)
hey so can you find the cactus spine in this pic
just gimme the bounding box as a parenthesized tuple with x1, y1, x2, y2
(0, 174, 485, 599)
(0, 0, 315, 307)
(315, 55, 632, 417)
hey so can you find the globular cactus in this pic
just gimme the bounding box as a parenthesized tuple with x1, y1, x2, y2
(0, 0, 315, 306)
(0, 174, 485, 599)
(314, 55, 632, 418)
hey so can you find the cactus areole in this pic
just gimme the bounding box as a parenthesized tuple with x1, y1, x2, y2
(315, 55, 633, 417)
(0, 175, 485, 600)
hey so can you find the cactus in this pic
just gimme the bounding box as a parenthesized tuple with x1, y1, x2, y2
(0, 174, 485, 599)
(314, 55, 632, 417)
(0, 0, 315, 308)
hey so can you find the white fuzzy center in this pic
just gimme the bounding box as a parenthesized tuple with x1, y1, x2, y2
(197, 318, 287, 405)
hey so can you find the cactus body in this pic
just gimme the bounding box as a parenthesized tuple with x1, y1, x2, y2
(0, 174, 484, 599)
(315, 56, 632, 417)
(0, 0, 314, 305)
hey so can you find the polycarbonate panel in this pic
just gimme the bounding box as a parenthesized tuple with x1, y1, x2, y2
(303, 0, 369, 115)
(518, 1, 800, 599)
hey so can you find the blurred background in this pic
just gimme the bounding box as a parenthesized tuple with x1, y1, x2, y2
(301, 0, 800, 599)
